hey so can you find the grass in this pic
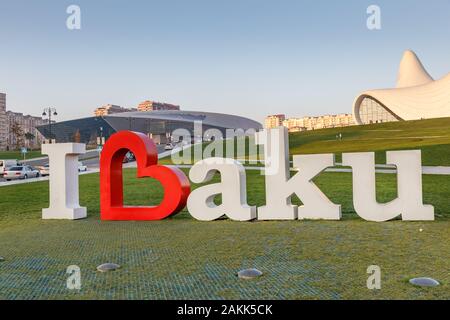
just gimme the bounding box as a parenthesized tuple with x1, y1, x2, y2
(161, 117, 450, 166)
(0, 148, 99, 162)
(0, 150, 43, 161)
(290, 118, 450, 165)
(1, 118, 450, 299)
(0, 168, 448, 299)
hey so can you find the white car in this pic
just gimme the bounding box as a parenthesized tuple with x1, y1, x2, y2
(78, 162, 88, 172)
(38, 164, 50, 176)
(0, 159, 18, 176)
(164, 143, 174, 150)
(3, 165, 40, 181)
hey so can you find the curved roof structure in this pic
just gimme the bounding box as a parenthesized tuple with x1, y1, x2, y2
(396, 50, 433, 88)
(37, 110, 262, 145)
(105, 110, 262, 131)
(353, 50, 450, 125)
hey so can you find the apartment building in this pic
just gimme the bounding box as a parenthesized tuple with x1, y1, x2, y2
(137, 100, 180, 112)
(6, 111, 47, 149)
(0, 93, 47, 150)
(94, 104, 136, 116)
(264, 114, 286, 129)
(265, 113, 355, 132)
(282, 114, 355, 132)
(0, 93, 7, 150)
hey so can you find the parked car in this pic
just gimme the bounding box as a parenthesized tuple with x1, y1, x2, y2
(3, 165, 40, 181)
(126, 152, 135, 161)
(122, 152, 135, 163)
(37, 164, 50, 176)
(164, 143, 174, 150)
(0, 159, 19, 177)
(78, 162, 88, 172)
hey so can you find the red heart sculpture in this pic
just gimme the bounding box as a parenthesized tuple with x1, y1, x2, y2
(100, 131, 190, 220)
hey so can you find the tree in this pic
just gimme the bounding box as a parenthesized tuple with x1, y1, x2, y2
(25, 132, 35, 150)
(73, 129, 81, 143)
(10, 121, 24, 150)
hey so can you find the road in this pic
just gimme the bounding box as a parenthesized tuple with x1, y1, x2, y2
(22, 149, 103, 168)
(0, 145, 167, 183)
(4, 142, 450, 186)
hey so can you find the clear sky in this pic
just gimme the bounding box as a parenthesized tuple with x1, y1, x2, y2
(1, 0, 450, 123)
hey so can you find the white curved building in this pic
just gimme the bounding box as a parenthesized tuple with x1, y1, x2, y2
(353, 50, 450, 125)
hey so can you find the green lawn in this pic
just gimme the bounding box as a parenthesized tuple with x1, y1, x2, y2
(289, 118, 450, 165)
(0, 168, 448, 299)
(161, 117, 450, 166)
(0, 150, 43, 160)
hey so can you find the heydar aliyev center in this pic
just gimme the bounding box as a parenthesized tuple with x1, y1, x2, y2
(353, 50, 450, 125)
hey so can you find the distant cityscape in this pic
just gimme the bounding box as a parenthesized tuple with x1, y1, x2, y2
(264, 113, 355, 131)
(0, 90, 385, 152)
(0, 93, 47, 151)
(2, 48, 447, 152)
(93, 100, 180, 117)
(0, 92, 183, 151)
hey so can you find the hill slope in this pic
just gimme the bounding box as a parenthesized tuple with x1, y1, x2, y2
(290, 117, 450, 166)
(163, 117, 450, 166)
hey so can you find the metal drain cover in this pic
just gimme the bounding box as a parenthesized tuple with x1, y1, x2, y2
(97, 263, 121, 272)
(238, 268, 263, 279)
(409, 277, 440, 287)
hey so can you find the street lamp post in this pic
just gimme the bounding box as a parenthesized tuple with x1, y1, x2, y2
(99, 126, 104, 147)
(42, 107, 58, 143)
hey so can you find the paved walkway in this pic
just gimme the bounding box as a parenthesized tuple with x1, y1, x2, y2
(0, 162, 136, 188)
(167, 164, 450, 175)
(3, 157, 450, 188)
(6, 137, 450, 187)
(22, 149, 101, 166)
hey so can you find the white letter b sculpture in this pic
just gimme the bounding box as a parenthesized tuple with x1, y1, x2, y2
(42, 143, 87, 220)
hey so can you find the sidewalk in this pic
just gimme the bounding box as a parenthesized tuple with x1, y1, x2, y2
(3, 158, 450, 188)
(22, 149, 101, 165)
